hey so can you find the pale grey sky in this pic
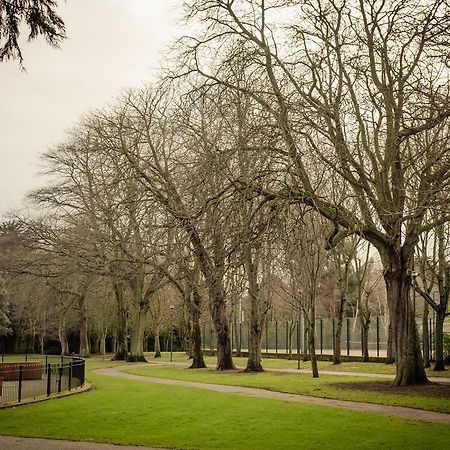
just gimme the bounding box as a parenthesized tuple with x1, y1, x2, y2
(0, 0, 180, 219)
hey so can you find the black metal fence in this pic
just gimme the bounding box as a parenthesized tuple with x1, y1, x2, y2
(0, 354, 85, 404)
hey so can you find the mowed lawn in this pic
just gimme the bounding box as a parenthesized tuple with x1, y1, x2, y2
(145, 352, 450, 378)
(0, 361, 449, 449)
(125, 363, 450, 413)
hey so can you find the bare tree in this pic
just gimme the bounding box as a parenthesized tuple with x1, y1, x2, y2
(183, 0, 450, 385)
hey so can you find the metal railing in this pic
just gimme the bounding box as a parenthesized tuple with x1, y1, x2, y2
(0, 354, 85, 404)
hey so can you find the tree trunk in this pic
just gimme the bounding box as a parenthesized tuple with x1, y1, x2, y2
(246, 319, 263, 372)
(112, 282, 128, 361)
(78, 295, 90, 358)
(210, 288, 234, 370)
(433, 311, 446, 371)
(40, 335, 45, 355)
(154, 327, 161, 358)
(333, 293, 346, 364)
(362, 319, 370, 362)
(100, 329, 106, 356)
(302, 321, 309, 362)
(233, 317, 242, 357)
(384, 265, 427, 385)
(309, 312, 319, 378)
(58, 315, 69, 355)
(127, 305, 148, 362)
(422, 302, 430, 368)
(189, 287, 207, 369)
(386, 322, 395, 364)
(244, 245, 264, 372)
(288, 322, 295, 360)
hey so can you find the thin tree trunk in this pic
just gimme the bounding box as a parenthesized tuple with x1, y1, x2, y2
(386, 322, 395, 364)
(112, 282, 128, 361)
(422, 302, 430, 368)
(58, 315, 69, 356)
(40, 335, 44, 355)
(334, 293, 346, 364)
(189, 287, 206, 369)
(362, 319, 370, 362)
(154, 327, 161, 358)
(433, 312, 446, 371)
(309, 305, 319, 378)
(233, 317, 242, 357)
(78, 295, 90, 358)
(303, 324, 309, 362)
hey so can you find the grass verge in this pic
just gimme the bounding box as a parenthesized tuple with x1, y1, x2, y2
(145, 352, 450, 378)
(126, 363, 450, 413)
(0, 359, 448, 449)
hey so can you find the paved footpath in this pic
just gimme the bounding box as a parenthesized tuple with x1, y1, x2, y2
(95, 365, 450, 425)
(0, 436, 160, 450)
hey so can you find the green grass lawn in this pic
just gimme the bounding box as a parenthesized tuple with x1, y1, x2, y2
(127, 362, 450, 413)
(145, 352, 450, 378)
(0, 360, 449, 449)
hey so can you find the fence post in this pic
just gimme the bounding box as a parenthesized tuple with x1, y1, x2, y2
(18, 365, 23, 402)
(68, 361, 72, 391)
(275, 321, 278, 354)
(46, 363, 51, 396)
(376, 316, 380, 357)
(320, 319, 323, 354)
(297, 321, 300, 370)
(25, 354, 28, 362)
(346, 318, 350, 356)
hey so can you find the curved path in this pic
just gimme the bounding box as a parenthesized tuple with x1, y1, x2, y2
(0, 436, 160, 450)
(95, 365, 450, 425)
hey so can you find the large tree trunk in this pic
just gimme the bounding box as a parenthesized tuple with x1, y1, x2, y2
(189, 287, 207, 369)
(78, 294, 90, 358)
(244, 245, 264, 372)
(210, 300, 234, 370)
(209, 283, 234, 370)
(112, 282, 128, 361)
(434, 311, 446, 371)
(422, 302, 430, 368)
(384, 263, 427, 385)
(127, 306, 148, 362)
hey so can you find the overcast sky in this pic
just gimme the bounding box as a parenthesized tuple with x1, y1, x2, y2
(0, 0, 181, 219)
